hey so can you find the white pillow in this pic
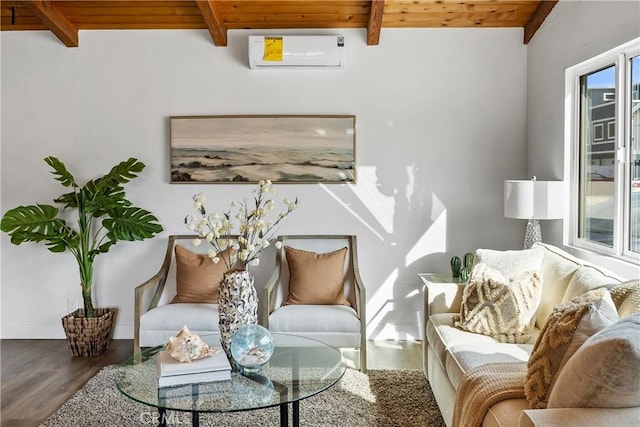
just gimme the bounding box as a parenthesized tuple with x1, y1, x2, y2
(548, 313, 640, 408)
(476, 247, 544, 278)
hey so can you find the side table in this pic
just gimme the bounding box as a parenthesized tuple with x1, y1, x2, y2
(418, 273, 465, 320)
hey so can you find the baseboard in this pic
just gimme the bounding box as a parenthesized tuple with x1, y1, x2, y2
(1, 322, 133, 339)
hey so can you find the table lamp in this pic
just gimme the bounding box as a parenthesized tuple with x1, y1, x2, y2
(504, 177, 564, 249)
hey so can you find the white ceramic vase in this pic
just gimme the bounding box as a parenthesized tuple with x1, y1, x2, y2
(218, 269, 259, 362)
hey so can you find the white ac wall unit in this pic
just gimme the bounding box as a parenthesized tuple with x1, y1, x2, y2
(248, 35, 346, 69)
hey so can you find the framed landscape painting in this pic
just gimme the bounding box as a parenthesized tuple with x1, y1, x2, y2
(170, 115, 356, 183)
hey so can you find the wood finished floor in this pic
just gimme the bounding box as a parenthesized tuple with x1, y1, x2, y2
(1, 339, 422, 427)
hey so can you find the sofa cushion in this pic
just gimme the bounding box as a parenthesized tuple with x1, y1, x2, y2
(446, 342, 534, 389)
(427, 313, 503, 372)
(455, 263, 541, 343)
(171, 245, 228, 304)
(475, 247, 544, 278)
(282, 246, 350, 306)
(562, 265, 622, 302)
(525, 288, 618, 409)
(609, 280, 640, 318)
(548, 313, 640, 409)
(531, 242, 582, 329)
(483, 399, 530, 427)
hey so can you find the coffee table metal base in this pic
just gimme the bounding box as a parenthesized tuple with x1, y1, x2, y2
(156, 374, 301, 427)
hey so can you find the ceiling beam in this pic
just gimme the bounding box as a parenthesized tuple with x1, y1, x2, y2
(22, 0, 78, 47)
(367, 0, 385, 46)
(196, 0, 227, 47)
(523, 0, 558, 44)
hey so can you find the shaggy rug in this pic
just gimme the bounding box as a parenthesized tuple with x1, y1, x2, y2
(40, 366, 445, 426)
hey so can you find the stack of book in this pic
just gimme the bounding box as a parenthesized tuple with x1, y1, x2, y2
(157, 348, 231, 388)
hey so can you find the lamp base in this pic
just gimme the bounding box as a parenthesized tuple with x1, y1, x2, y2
(524, 219, 542, 249)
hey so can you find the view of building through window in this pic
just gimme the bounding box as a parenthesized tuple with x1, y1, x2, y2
(578, 55, 639, 254)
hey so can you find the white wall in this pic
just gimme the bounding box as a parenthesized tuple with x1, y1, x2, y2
(1, 27, 527, 340)
(527, 0, 640, 278)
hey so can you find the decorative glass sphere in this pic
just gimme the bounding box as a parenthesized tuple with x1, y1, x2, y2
(231, 324, 274, 373)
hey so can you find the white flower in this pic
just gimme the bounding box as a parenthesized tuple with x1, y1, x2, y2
(187, 182, 297, 271)
(192, 238, 201, 247)
(275, 241, 283, 249)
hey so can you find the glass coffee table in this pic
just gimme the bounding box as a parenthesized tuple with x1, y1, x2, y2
(116, 333, 345, 427)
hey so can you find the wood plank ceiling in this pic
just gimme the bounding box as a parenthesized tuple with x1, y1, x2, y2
(1, 0, 558, 48)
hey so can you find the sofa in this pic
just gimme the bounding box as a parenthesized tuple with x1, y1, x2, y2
(422, 242, 640, 427)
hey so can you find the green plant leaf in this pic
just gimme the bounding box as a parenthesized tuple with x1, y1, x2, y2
(0, 204, 76, 252)
(44, 157, 77, 188)
(104, 158, 145, 185)
(102, 207, 163, 242)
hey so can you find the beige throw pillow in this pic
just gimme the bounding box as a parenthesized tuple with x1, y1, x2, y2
(548, 313, 640, 409)
(475, 247, 544, 278)
(171, 245, 228, 304)
(455, 263, 542, 343)
(609, 280, 640, 318)
(282, 246, 351, 307)
(525, 288, 619, 409)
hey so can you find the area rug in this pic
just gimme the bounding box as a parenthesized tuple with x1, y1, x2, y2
(40, 367, 445, 426)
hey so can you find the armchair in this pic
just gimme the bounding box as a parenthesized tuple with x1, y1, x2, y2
(261, 235, 367, 371)
(134, 235, 232, 353)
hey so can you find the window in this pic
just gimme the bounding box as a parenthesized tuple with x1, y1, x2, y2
(565, 38, 640, 264)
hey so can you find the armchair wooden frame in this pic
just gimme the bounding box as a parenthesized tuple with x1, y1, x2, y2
(134, 234, 237, 354)
(261, 234, 367, 371)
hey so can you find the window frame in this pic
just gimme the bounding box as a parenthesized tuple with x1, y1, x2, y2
(564, 37, 640, 265)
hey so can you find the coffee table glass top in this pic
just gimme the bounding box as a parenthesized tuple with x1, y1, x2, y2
(115, 333, 345, 414)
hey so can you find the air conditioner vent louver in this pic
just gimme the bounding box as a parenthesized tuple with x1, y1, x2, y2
(248, 35, 346, 69)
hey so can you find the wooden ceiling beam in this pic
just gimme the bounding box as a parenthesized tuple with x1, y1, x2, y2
(523, 0, 558, 44)
(22, 0, 78, 47)
(367, 0, 384, 46)
(196, 0, 227, 47)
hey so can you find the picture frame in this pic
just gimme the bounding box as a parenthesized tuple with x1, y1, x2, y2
(170, 115, 356, 184)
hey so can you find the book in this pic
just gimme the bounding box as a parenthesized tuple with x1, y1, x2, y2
(157, 347, 231, 378)
(157, 368, 231, 388)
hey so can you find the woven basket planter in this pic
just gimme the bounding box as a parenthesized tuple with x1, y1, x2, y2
(61, 307, 117, 357)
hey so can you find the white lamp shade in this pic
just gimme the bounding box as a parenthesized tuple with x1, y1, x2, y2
(504, 180, 534, 219)
(504, 179, 564, 220)
(533, 181, 564, 219)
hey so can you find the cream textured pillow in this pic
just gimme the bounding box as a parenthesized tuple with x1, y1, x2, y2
(475, 247, 544, 278)
(282, 246, 350, 307)
(171, 245, 228, 304)
(454, 263, 542, 343)
(525, 288, 619, 409)
(547, 313, 640, 409)
(609, 280, 640, 318)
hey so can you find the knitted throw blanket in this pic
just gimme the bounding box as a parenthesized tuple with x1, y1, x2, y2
(452, 362, 528, 427)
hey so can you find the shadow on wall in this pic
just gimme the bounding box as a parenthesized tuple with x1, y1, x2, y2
(320, 146, 448, 341)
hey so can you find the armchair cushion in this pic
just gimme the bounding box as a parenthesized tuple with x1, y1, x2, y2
(139, 303, 219, 347)
(171, 245, 226, 304)
(268, 304, 361, 348)
(282, 246, 351, 306)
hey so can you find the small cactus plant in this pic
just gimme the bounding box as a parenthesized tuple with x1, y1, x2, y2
(450, 256, 462, 277)
(460, 267, 471, 282)
(464, 252, 475, 270)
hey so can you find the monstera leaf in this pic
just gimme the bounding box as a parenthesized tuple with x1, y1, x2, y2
(0, 204, 76, 253)
(103, 207, 163, 242)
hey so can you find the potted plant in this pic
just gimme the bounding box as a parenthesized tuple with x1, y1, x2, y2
(1, 157, 163, 356)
